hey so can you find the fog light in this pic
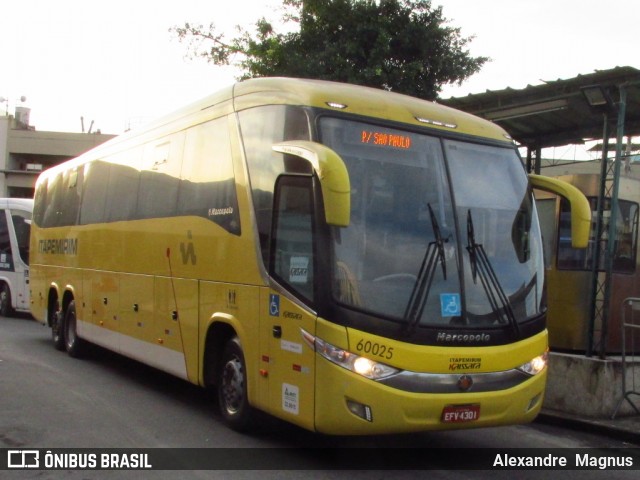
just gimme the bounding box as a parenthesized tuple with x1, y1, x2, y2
(346, 399, 373, 422)
(527, 392, 542, 412)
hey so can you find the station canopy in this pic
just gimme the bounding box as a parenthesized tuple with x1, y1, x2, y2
(440, 66, 640, 150)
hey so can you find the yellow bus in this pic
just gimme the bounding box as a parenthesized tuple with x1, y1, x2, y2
(30, 78, 590, 435)
(537, 173, 639, 353)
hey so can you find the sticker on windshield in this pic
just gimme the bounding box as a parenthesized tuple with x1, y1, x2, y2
(440, 293, 461, 317)
(289, 256, 309, 284)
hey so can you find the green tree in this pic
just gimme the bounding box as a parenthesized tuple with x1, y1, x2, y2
(171, 0, 487, 100)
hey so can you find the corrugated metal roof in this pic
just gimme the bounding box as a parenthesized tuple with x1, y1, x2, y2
(440, 66, 640, 149)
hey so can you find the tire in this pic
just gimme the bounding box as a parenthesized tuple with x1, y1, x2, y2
(50, 304, 65, 351)
(0, 283, 14, 317)
(64, 301, 86, 358)
(217, 336, 254, 432)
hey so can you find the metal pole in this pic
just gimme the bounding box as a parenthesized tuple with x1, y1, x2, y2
(587, 113, 609, 357)
(600, 86, 627, 358)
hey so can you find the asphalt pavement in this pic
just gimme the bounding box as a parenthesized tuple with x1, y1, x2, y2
(538, 407, 640, 445)
(4, 313, 639, 446)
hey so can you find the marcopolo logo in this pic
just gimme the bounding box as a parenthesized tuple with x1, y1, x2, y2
(436, 332, 491, 343)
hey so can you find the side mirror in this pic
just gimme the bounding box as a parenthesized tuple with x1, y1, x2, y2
(272, 141, 350, 227)
(529, 174, 591, 248)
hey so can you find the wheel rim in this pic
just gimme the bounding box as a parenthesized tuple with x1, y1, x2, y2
(220, 356, 244, 415)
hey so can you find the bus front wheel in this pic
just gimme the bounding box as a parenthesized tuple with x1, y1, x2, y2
(217, 336, 254, 432)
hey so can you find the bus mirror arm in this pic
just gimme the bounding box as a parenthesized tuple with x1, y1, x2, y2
(272, 141, 351, 227)
(528, 174, 591, 249)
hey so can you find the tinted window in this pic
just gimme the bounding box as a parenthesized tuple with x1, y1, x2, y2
(80, 161, 110, 225)
(42, 174, 63, 227)
(11, 209, 32, 264)
(0, 211, 13, 271)
(104, 150, 141, 222)
(38, 116, 242, 231)
(137, 140, 180, 220)
(178, 117, 240, 235)
(33, 179, 48, 227)
(58, 168, 82, 226)
(558, 197, 638, 274)
(271, 177, 315, 303)
(239, 106, 311, 263)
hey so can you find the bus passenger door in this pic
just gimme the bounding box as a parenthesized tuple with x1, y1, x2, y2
(7, 207, 32, 312)
(261, 175, 318, 431)
(261, 289, 316, 431)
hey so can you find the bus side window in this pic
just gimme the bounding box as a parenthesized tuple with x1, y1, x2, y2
(104, 150, 142, 223)
(138, 139, 181, 220)
(270, 176, 315, 304)
(0, 211, 13, 270)
(535, 197, 558, 269)
(42, 174, 62, 227)
(178, 117, 240, 234)
(239, 105, 311, 265)
(11, 211, 31, 265)
(33, 181, 47, 227)
(80, 161, 110, 225)
(557, 197, 638, 274)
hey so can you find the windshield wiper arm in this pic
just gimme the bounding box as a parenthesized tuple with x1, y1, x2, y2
(466, 210, 520, 336)
(403, 204, 447, 331)
(429, 204, 447, 280)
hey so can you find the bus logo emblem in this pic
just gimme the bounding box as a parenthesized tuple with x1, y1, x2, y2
(457, 375, 473, 392)
(180, 242, 196, 265)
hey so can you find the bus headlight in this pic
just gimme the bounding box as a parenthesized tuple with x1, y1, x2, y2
(517, 351, 548, 376)
(301, 329, 400, 380)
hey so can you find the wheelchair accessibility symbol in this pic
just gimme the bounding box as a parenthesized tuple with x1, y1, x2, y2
(440, 293, 461, 317)
(269, 294, 280, 317)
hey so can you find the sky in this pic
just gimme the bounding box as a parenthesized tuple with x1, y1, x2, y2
(2, 0, 639, 152)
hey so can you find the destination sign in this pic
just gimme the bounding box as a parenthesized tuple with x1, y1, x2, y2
(361, 130, 412, 150)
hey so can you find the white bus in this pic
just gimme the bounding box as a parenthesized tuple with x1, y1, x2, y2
(0, 198, 33, 316)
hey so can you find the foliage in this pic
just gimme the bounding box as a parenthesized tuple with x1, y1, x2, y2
(170, 0, 488, 99)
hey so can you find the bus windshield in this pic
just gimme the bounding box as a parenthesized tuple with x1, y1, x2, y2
(319, 117, 544, 332)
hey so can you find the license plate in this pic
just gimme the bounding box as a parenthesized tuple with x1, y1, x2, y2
(441, 404, 480, 423)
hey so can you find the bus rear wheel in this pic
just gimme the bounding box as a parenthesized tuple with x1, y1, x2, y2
(0, 283, 14, 317)
(217, 336, 254, 432)
(50, 304, 65, 351)
(64, 301, 86, 358)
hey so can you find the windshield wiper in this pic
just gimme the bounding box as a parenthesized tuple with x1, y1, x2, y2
(403, 204, 447, 331)
(466, 210, 520, 336)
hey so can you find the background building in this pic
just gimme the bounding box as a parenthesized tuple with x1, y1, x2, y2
(0, 108, 115, 198)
